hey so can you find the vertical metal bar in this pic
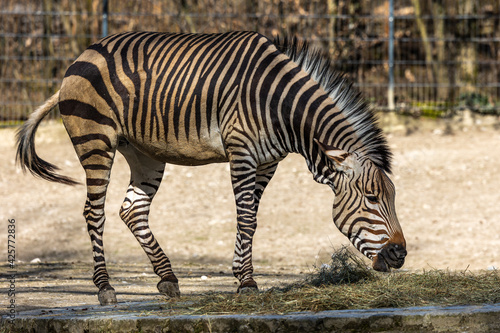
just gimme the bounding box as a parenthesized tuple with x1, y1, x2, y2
(102, 0, 109, 38)
(388, 0, 395, 111)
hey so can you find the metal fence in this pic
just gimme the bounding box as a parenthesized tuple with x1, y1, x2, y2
(1, 0, 499, 125)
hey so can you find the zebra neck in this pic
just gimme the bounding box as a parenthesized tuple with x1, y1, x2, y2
(276, 86, 348, 158)
(285, 94, 378, 184)
(273, 82, 329, 155)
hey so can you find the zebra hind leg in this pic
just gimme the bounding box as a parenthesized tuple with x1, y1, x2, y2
(118, 143, 180, 298)
(79, 141, 118, 305)
(60, 93, 121, 305)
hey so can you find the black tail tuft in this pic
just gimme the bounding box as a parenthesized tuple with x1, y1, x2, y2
(15, 91, 80, 186)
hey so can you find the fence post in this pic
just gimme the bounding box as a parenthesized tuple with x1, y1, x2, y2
(102, 0, 109, 38)
(388, 0, 395, 111)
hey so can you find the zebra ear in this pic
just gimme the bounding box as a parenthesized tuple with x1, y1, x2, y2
(314, 139, 356, 172)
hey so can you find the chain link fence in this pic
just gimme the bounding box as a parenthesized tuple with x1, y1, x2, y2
(1, 0, 499, 126)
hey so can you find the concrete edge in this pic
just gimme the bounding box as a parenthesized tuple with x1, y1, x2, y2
(2, 302, 500, 332)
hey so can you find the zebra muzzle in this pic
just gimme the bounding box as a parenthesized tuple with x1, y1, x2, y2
(372, 243, 407, 272)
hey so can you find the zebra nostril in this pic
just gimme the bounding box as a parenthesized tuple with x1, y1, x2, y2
(388, 244, 407, 260)
(395, 245, 407, 259)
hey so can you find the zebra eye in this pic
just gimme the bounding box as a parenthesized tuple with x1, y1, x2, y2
(365, 195, 379, 203)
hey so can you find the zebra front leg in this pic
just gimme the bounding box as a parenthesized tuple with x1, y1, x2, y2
(229, 157, 261, 293)
(118, 145, 180, 298)
(233, 194, 258, 292)
(232, 161, 281, 292)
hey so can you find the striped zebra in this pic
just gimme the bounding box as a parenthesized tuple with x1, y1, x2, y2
(16, 31, 407, 305)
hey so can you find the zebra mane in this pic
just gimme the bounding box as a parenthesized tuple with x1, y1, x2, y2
(273, 36, 392, 173)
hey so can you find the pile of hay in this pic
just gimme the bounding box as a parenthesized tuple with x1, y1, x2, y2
(303, 245, 375, 287)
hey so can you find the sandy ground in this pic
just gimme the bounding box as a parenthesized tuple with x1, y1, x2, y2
(2, 261, 305, 312)
(1, 118, 500, 285)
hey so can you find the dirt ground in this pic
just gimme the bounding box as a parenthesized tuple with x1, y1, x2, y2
(1, 116, 500, 288)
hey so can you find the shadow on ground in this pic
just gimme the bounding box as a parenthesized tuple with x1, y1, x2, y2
(1, 262, 305, 312)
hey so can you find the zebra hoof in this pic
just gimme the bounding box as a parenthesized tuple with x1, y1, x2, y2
(157, 277, 180, 298)
(237, 280, 259, 294)
(98, 285, 117, 305)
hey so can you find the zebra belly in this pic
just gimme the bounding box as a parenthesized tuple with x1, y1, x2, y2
(123, 133, 229, 166)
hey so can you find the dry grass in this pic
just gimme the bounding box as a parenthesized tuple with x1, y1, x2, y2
(182, 247, 500, 315)
(301, 246, 375, 287)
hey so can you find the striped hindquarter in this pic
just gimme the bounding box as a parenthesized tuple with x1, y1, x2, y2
(16, 31, 406, 305)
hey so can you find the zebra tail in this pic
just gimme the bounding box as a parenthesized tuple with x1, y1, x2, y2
(15, 91, 80, 186)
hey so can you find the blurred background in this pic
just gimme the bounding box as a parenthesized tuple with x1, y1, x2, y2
(1, 0, 500, 126)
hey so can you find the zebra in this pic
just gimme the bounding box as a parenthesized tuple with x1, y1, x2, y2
(16, 31, 407, 305)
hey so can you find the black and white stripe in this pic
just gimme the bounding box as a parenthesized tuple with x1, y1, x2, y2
(16, 31, 406, 304)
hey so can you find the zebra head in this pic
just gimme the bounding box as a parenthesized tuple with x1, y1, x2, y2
(315, 140, 407, 272)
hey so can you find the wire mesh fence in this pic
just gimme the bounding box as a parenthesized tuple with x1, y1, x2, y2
(1, 0, 499, 126)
